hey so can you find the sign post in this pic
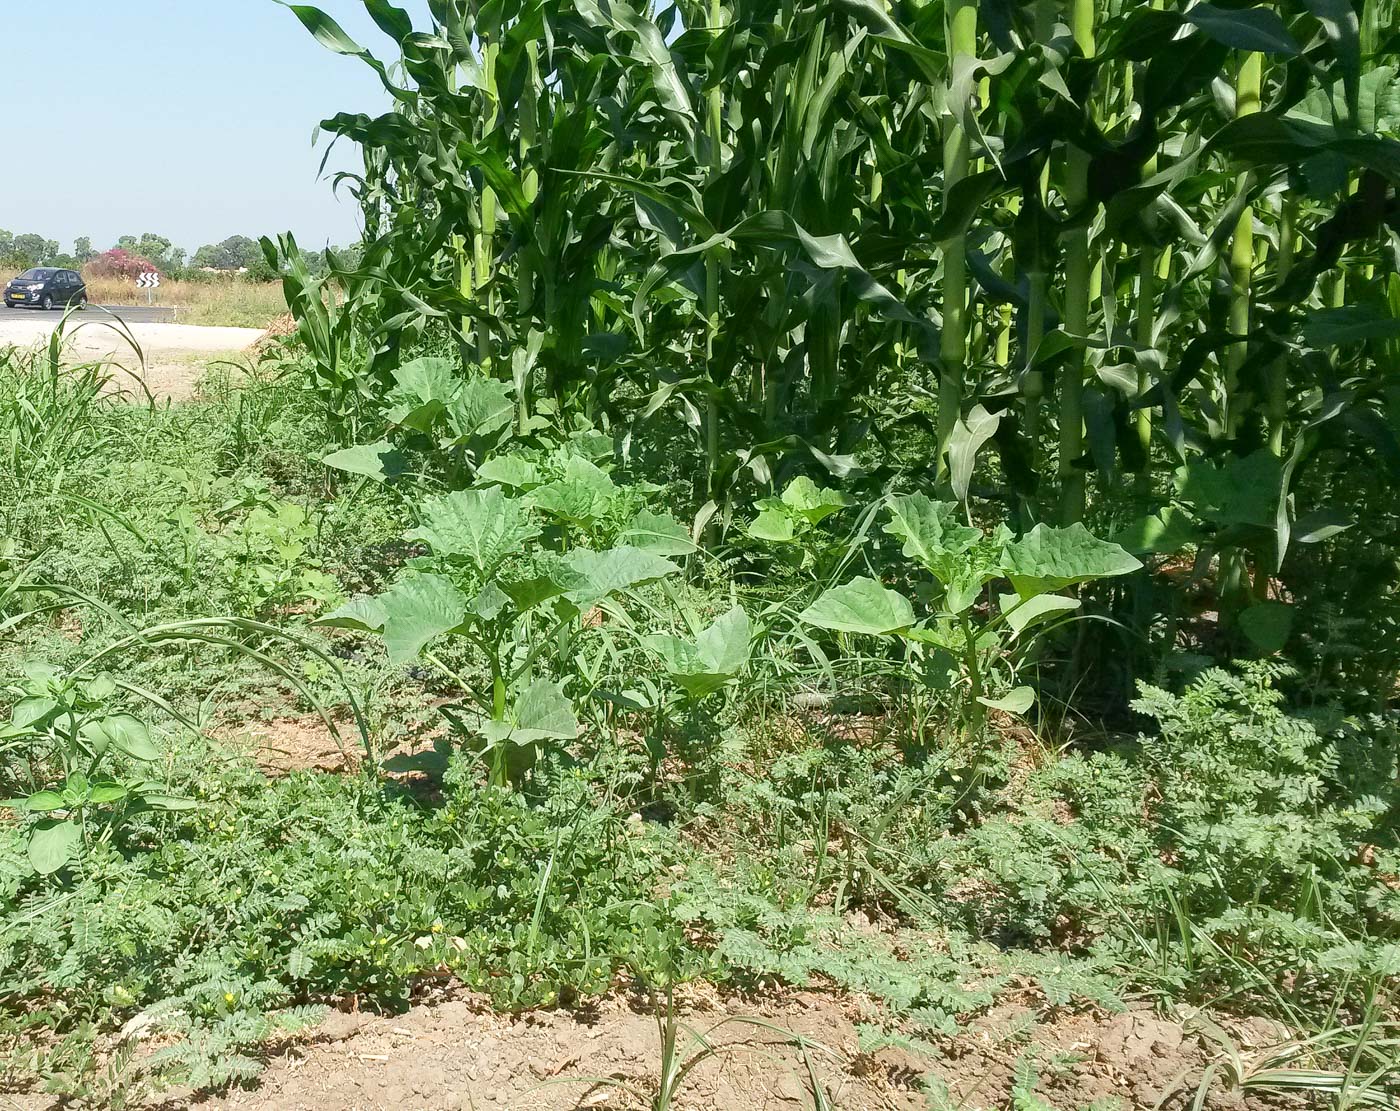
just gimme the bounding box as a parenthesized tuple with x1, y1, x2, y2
(136, 271, 161, 305)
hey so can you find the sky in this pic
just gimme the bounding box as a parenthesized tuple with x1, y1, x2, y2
(4, 0, 434, 255)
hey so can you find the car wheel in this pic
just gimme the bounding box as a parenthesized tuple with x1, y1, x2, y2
(41, 295, 53, 310)
(75, 294, 87, 308)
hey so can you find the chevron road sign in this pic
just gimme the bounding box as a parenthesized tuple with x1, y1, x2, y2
(136, 271, 161, 305)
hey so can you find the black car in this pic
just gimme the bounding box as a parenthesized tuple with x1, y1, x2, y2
(5, 268, 87, 310)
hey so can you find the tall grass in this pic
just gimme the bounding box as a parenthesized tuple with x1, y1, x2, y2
(80, 272, 284, 329)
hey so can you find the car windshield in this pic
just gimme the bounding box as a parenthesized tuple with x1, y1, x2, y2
(18, 269, 56, 281)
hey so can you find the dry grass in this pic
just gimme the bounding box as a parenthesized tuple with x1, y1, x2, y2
(81, 271, 286, 329)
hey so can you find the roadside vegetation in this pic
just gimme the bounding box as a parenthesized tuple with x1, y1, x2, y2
(79, 274, 287, 329)
(2, 0, 1398, 1108)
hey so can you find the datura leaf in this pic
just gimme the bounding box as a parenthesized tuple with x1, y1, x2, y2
(976, 686, 1036, 715)
(475, 455, 544, 490)
(321, 441, 409, 483)
(406, 488, 540, 575)
(799, 577, 916, 636)
(780, 476, 852, 524)
(445, 376, 514, 444)
(316, 594, 390, 633)
(646, 605, 752, 699)
(998, 593, 1081, 637)
(1001, 523, 1142, 599)
(1174, 450, 1283, 530)
(559, 547, 679, 607)
(376, 573, 469, 664)
(1239, 601, 1295, 654)
(480, 679, 579, 746)
(883, 494, 981, 579)
(747, 502, 798, 543)
(620, 508, 697, 555)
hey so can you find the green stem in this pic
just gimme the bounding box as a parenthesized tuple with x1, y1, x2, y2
(1226, 52, 1261, 441)
(936, 0, 978, 481)
(1266, 196, 1295, 456)
(1058, 0, 1095, 525)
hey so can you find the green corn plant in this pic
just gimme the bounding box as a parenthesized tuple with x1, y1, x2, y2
(281, 0, 1400, 665)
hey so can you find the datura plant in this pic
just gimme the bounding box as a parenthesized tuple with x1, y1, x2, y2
(318, 486, 683, 786)
(798, 495, 1141, 735)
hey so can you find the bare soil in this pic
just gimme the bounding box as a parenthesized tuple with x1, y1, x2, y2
(0, 314, 265, 402)
(142, 990, 1286, 1111)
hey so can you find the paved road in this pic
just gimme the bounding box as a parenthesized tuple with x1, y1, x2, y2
(3, 303, 176, 324)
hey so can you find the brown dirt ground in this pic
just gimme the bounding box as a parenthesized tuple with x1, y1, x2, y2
(88, 725, 1294, 1111)
(122, 990, 1287, 1111)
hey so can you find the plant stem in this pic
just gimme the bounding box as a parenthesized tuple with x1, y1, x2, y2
(936, 0, 978, 480)
(1058, 0, 1095, 525)
(1226, 52, 1261, 441)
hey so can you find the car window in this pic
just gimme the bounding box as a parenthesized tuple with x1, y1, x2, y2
(19, 269, 55, 281)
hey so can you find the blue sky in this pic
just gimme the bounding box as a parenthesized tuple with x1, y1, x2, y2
(5, 1, 433, 254)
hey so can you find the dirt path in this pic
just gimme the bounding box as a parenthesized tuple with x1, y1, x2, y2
(0, 313, 266, 402)
(173, 990, 1282, 1111)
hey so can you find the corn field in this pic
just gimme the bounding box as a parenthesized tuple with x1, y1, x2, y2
(274, 0, 1400, 653)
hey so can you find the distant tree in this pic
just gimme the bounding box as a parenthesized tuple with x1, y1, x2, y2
(116, 233, 184, 275)
(72, 236, 95, 263)
(192, 235, 263, 272)
(9, 234, 58, 269)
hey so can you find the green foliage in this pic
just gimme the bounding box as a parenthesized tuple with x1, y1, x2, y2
(0, 663, 193, 874)
(797, 496, 1140, 732)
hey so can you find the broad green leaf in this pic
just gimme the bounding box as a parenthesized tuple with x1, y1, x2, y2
(1113, 508, 1202, 555)
(747, 503, 797, 543)
(559, 547, 679, 607)
(23, 790, 65, 812)
(1001, 524, 1142, 599)
(800, 578, 916, 636)
(28, 818, 81, 874)
(446, 377, 514, 443)
(86, 715, 159, 762)
(476, 455, 543, 490)
(998, 593, 1081, 637)
(977, 686, 1036, 715)
(1175, 451, 1283, 529)
(779, 476, 851, 524)
(884, 494, 981, 580)
(620, 509, 696, 555)
(406, 488, 540, 574)
(482, 679, 579, 746)
(377, 573, 469, 665)
(315, 594, 389, 632)
(1240, 601, 1295, 654)
(322, 441, 409, 483)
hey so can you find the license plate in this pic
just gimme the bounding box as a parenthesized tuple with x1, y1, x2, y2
(6, 293, 24, 301)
